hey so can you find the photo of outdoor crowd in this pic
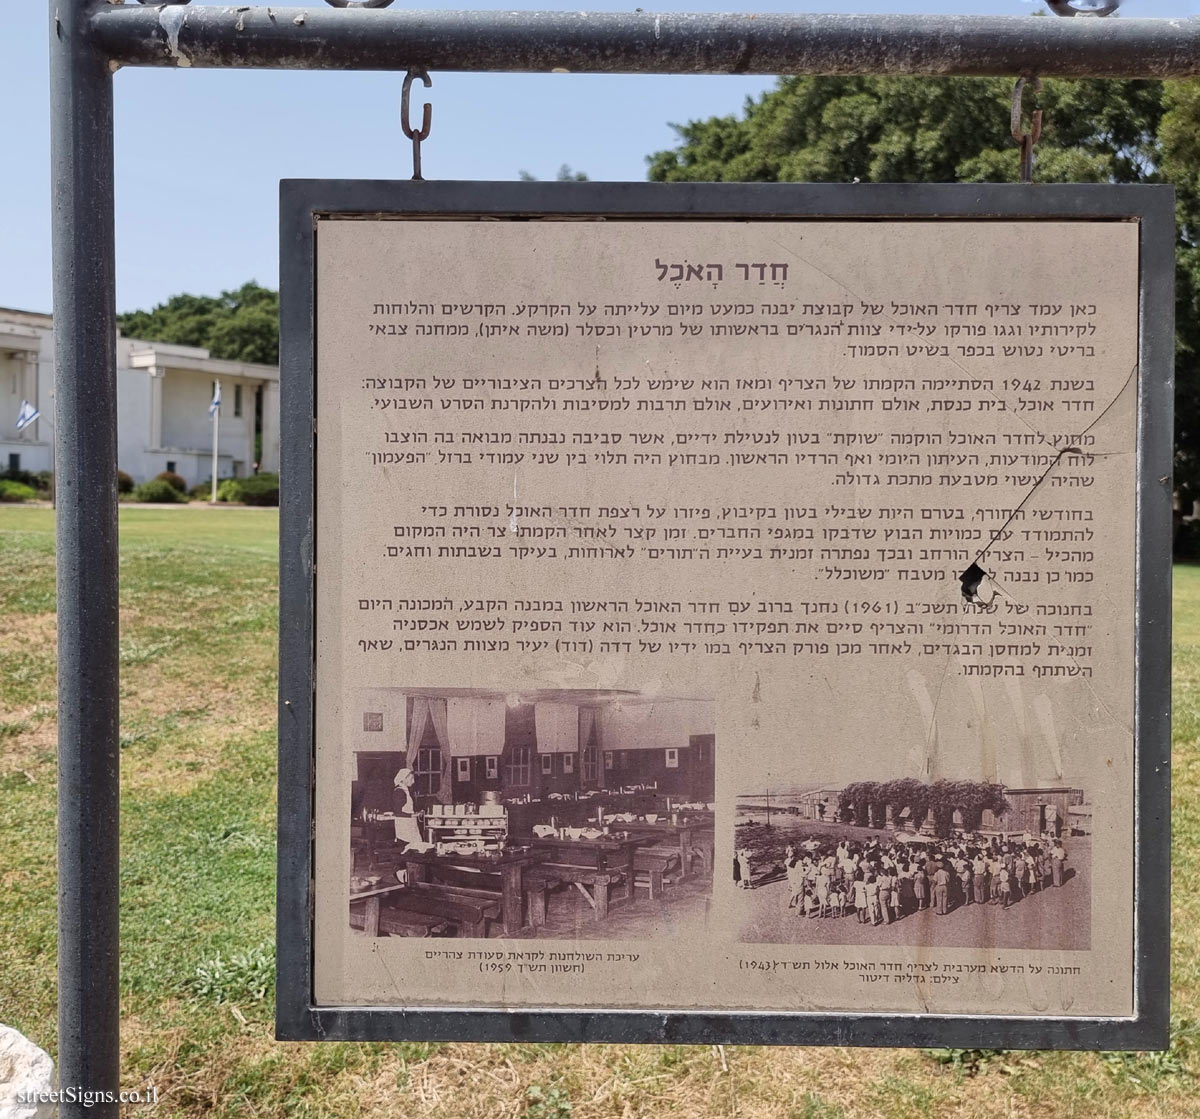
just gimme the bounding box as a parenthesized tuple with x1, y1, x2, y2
(734, 777, 1088, 950)
(347, 687, 714, 940)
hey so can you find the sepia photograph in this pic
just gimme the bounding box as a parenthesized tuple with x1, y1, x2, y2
(734, 776, 1090, 950)
(347, 687, 714, 939)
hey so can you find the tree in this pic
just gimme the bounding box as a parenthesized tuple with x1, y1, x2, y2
(648, 74, 1200, 505)
(838, 781, 867, 827)
(117, 281, 279, 365)
(518, 164, 589, 182)
(838, 781, 879, 829)
(1160, 81, 1200, 509)
(957, 782, 1010, 833)
(889, 777, 931, 832)
(648, 76, 1160, 187)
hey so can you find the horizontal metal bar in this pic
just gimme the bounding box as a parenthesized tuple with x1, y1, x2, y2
(90, 8, 1200, 78)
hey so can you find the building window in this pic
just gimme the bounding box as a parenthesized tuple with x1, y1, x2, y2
(485, 756, 498, 780)
(166, 461, 176, 474)
(540, 753, 553, 775)
(563, 753, 575, 775)
(456, 757, 471, 782)
(363, 712, 383, 732)
(414, 743, 442, 797)
(7, 453, 19, 472)
(665, 748, 679, 769)
(234, 384, 243, 417)
(581, 746, 598, 785)
(604, 751, 614, 771)
(507, 745, 532, 786)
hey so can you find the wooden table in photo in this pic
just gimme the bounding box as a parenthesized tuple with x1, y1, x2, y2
(400, 848, 545, 937)
(527, 835, 643, 920)
(623, 819, 714, 881)
(348, 880, 407, 937)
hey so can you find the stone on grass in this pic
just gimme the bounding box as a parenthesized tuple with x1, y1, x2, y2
(0, 1024, 55, 1119)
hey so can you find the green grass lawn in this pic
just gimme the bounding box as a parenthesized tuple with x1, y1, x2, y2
(1, 503, 1197, 1118)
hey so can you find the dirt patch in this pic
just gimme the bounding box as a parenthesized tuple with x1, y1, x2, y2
(0, 611, 56, 653)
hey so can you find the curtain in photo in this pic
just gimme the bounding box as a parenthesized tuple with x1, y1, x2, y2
(578, 706, 597, 748)
(534, 702, 579, 753)
(447, 696, 507, 756)
(426, 697, 452, 801)
(599, 699, 714, 750)
(406, 696, 430, 763)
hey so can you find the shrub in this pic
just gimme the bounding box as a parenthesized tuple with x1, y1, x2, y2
(133, 478, 187, 504)
(1176, 518, 1200, 561)
(155, 470, 187, 493)
(218, 472, 279, 507)
(0, 479, 37, 503)
(189, 478, 227, 500)
(0, 467, 39, 489)
(116, 470, 134, 494)
(1, 468, 52, 497)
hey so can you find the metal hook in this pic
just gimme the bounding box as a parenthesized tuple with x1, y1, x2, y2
(1011, 76, 1043, 184)
(401, 69, 433, 180)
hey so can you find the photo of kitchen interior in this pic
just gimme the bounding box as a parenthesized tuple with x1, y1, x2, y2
(348, 686, 715, 940)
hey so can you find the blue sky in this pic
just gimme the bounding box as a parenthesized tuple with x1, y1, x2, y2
(1, 0, 1194, 314)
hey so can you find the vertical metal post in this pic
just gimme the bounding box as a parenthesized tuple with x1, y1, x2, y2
(49, 2, 120, 1116)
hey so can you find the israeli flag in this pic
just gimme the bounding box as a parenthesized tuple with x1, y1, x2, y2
(15, 400, 40, 432)
(208, 382, 221, 418)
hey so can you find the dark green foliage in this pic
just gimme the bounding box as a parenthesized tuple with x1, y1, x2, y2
(1176, 520, 1200, 561)
(648, 75, 1200, 518)
(218, 473, 280, 507)
(0, 468, 49, 496)
(134, 478, 188, 504)
(189, 479, 228, 500)
(155, 470, 187, 493)
(518, 165, 589, 182)
(1160, 83, 1200, 510)
(0, 480, 37, 503)
(524, 1083, 572, 1119)
(922, 1048, 1013, 1076)
(648, 76, 1161, 186)
(117, 281, 279, 365)
(116, 470, 134, 494)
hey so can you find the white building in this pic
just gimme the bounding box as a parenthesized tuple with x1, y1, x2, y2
(1, 307, 280, 487)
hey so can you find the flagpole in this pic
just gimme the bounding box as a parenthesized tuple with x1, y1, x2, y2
(210, 378, 220, 504)
(15, 399, 52, 509)
(43, 400, 55, 511)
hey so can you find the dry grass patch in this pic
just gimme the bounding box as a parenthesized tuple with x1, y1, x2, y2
(0, 609, 56, 653)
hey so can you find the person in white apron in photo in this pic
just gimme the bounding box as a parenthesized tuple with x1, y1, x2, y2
(387, 767, 422, 848)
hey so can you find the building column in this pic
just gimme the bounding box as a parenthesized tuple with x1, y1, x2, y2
(148, 365, 163, 449)
(261, 380, 281, 472)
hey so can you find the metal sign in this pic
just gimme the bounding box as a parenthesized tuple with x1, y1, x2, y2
(276, 180, 1171, 1047)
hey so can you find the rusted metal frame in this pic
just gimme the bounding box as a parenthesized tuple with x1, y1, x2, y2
(50, 2, 120, 1117)
(91, 8, 1200, 79)
(53, 0, 1186, 1101)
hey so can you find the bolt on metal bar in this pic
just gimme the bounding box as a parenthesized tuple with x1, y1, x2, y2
(89, 8, 1200, 78)
(49, 0, 121, 1116)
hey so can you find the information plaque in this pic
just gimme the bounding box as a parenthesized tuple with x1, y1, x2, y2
(277, 182, 1171, 1048)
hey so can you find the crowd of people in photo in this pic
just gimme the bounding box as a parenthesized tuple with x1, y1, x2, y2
(739, 830, 1073, 923)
